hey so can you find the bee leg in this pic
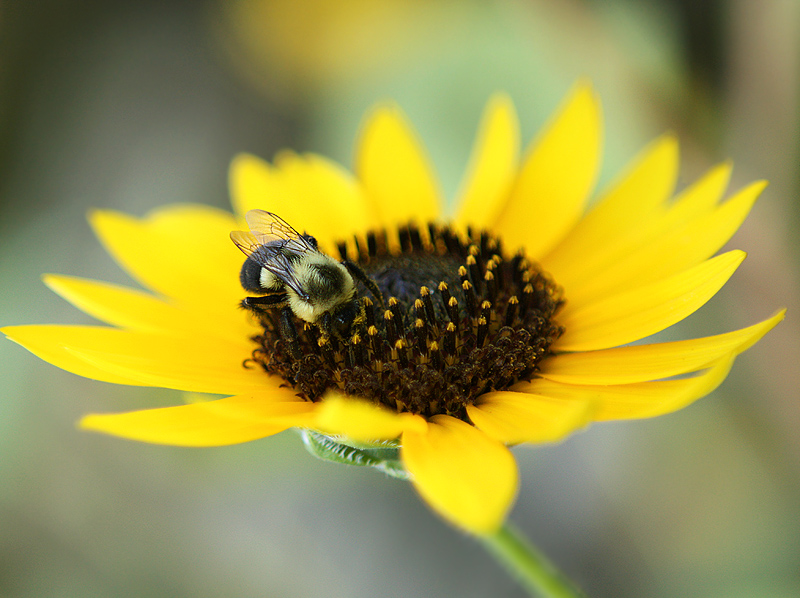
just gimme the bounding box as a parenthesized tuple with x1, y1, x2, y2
(319, 311, 348, 350)
(341, 260, 384, 308)
(279, 306, 303, 361)
(319, 311, 333, 338)
(241, 293, 287, 312)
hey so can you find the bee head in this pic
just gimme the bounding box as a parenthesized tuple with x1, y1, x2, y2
(328, 299, 362, 339)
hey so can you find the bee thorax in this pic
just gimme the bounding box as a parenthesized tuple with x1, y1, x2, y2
(259, 268, 281, 291)
(286, 259, 355, 323)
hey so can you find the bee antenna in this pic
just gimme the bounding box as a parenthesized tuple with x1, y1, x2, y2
(341, 260, 384, 308)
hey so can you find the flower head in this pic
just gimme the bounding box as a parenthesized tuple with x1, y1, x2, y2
(3, 82, 783, 535)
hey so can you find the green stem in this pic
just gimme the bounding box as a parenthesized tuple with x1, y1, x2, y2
(480, 522, 587, 598)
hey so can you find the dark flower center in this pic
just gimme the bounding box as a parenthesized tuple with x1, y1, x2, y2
(246, 223, 565, 421)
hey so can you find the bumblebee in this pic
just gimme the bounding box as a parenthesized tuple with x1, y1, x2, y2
(230, 210, 382, 355)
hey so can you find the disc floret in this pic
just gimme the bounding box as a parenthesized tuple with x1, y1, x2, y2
(248, 223, 565, 421)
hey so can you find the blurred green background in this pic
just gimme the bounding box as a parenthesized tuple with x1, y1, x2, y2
(1, 1, 798, 596)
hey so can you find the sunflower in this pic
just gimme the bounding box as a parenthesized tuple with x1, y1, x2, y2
(3, 82, 783, 536)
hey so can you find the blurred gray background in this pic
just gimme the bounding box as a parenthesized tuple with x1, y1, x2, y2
(1, 1, 798, 596)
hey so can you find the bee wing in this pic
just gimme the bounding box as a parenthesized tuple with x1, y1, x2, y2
(229, 222, 312, 302)
(259, 253, 311, 301)
(230, 229, 267, 260)
(230, 210, 315, 268)
(244, 210, 317, 253)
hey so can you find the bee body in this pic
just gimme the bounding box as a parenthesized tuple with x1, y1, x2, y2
(231, 210, 380, 341)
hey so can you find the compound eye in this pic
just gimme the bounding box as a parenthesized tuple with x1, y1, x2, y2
(332, 313, 352, 338)
(330, 302, 359, 338)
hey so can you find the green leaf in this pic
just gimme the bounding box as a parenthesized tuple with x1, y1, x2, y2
(299, 430, 410, 480)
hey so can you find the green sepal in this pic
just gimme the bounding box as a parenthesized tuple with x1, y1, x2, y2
(299, 429, 410, 480)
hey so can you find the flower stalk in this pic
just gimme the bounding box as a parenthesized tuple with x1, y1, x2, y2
(481, 523, 588, 598)
(303, 433, 585, 596)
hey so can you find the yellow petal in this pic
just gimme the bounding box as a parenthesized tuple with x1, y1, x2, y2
(453, 93, 520, 227)
(229, 152, 376, 255)
(43, 274, 250, 342)
(313, 394, 427, 441)
(229, 153, 279, 219)
(276, 152, 378, 239)
(556, 250, 746, 351)
(229, 153, 279, 220)
(3, 325, 276, 395)
(546, 161, 733, 295)
(401, 415, 518, 535)
(44, 274, 178, 331)
(493, 81, 602, 258)
(355, 103, 442, 233)
(539, 310, 784, 385)
(663, 160, 733, 225)
(543, 134, 678, 280)
(565, 179, 764, 306)
(3, 325, 151, 386)
(516, 356, 735, 421)
(80, 394, 315, 446)
(89, 206, 245, 317)
(467, 392, 594, 444)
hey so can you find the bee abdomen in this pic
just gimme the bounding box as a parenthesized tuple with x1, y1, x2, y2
(239, 257, 265, 293)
